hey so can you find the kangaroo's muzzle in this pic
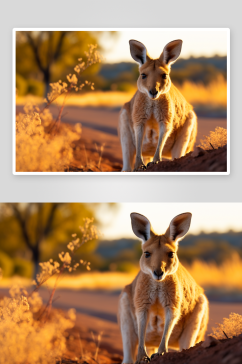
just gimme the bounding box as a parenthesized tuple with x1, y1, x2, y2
(153, 269, 164, 281)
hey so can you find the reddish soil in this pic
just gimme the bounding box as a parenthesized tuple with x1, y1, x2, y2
(139, 145, 227, 172)
(49, 106, 227, 173)
(149, 335, 242, 364)
(60, 326, 122, 364)
(54, 309, 123, 364)
(1, 286, 241, 364)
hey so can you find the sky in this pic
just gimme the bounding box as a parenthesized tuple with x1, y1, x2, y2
(99, 29, 228, 63)
(96, 203, 242, 240)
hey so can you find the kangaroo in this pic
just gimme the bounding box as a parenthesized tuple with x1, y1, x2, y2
(118, 39, 197, 171)
(118, 212, 208, 364)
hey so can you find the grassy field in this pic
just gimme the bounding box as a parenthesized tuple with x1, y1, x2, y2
(1, 254, 241, 294)
(16, 77, 227, 109)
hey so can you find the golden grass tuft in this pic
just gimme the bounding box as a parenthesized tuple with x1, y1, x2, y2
(16, 103, 82, 172)
(211, 312, 242, 339)
(198, 126, 227, 150)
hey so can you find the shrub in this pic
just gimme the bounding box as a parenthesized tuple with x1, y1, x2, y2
(16, 104, 82, 172)
(0, 285, 75, 364)
(0, 218, 99, 364)
(198, 126, 227, 150)
(15, 44, 102, 172)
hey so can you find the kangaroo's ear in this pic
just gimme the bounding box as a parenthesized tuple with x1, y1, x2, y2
(129, 40, 150, 66)
(166, 212, 192, 243)
(160, 39, 183, 66)
(130, 213, 154, 244)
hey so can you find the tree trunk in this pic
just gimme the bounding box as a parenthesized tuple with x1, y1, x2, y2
(32, 246, 40, 280)
(43, 68, 51, 98)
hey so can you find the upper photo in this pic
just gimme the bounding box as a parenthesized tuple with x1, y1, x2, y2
(13, 29, 229, 174)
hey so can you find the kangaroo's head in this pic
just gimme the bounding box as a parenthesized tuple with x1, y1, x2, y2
(130, 212, 192, 282)
(129, 39, 182, 100)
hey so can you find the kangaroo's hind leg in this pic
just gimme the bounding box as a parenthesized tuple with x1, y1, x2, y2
(119, 108, 136, 172)
(172, 110, 197, 159)
(179, 294, 208, 350)
(118, 291, 138, 364)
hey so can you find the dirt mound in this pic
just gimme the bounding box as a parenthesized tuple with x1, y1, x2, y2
(138, 145, 227, 172)
(149, 335, 242, 364)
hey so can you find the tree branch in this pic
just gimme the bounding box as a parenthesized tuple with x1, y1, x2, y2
(11, 204, 33, 251)
(25, 32, 45, 73)
(42, 203, 60, 238)
(53, 31, 68, 61)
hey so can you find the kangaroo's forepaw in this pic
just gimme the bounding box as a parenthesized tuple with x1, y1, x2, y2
(135, 355, 150, 364)
(152, 153, 162, 164)
(151, 350, 166, 361)
(158, 345, 168, 356)
(133, 164, 147, 172)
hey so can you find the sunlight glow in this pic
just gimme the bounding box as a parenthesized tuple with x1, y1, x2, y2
(98, 203, 242, 240)
(100, 29, 228, 63)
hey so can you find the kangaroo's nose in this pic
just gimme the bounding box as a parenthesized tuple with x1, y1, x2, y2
(149, 89, 158, 98)
(154, 269, 164, 280)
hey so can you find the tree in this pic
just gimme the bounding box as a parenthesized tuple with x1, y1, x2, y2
(0, 203, 117, 278)
(16, 31, 111, 96)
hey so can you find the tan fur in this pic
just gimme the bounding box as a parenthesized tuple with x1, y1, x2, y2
(119, 40, 197, 171)
(118, 213, 208, 364)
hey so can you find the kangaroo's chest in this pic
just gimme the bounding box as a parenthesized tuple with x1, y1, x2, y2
(142, 117, 175, 157)
(145, 295, 166, 345)
(143, 118, 159, 145)
(147, 298, 165, 329)
(145, 292, 183, 347)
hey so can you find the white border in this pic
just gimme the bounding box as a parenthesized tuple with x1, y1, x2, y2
(12, 28, 230, 175)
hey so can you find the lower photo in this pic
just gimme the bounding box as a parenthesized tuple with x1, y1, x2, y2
(0, 203, 241, 364)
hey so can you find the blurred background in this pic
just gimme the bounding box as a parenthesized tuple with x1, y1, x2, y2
(0, 203, 241, 302)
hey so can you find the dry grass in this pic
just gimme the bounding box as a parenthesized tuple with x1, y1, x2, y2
(0, 220, 100, 364)
(198, 126, 227, 150)
(16, 90, 135, 108)
(0, 271, 138, 291)
(16, 103, 82, 172)
(178, 76, 227, 108)
(184, 253, 242, 290)
(15, 45, 103, 173)
(211, 313, 242, 339)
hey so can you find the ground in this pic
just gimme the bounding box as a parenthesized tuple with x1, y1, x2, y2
(1, 287, 240, 363)
(149, 335, 242, 364)
(139, 145, 227, 172)
(16, 104, 227, 172)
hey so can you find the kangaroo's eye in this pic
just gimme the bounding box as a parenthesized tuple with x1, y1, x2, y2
(162, 74, 167, 79)
(144, 251, 151, 258)
(168, 252, 175, 258)
(141, 73, 147, 79)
